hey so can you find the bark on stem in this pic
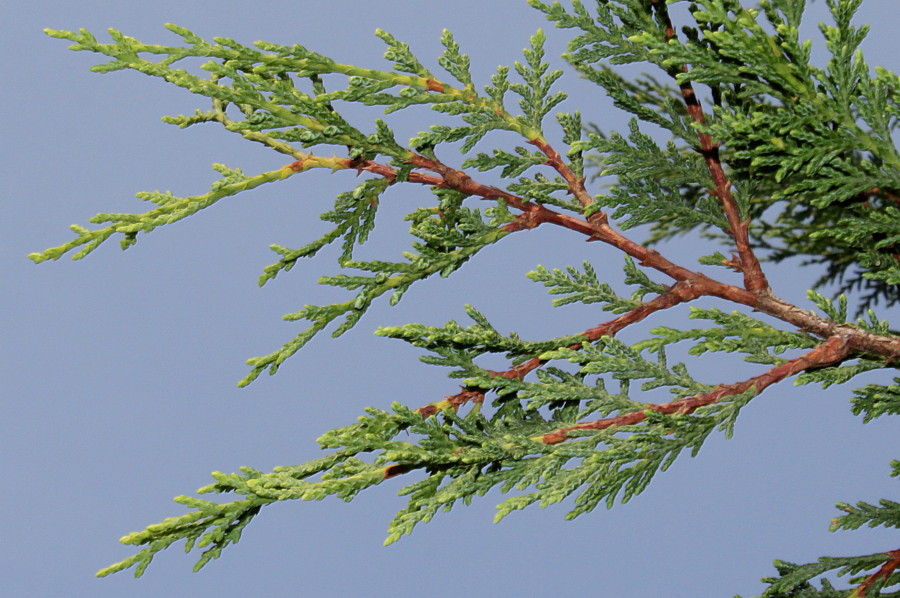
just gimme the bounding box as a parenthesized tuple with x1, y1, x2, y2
(528, 136, 596, 211)
(537, 335, 851, 445)
(650, 0, 769, 292)
(347, 154, 900, 362)
(416, 281, 705, 416)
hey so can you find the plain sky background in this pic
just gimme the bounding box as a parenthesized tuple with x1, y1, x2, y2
(5, 1, 898, 597)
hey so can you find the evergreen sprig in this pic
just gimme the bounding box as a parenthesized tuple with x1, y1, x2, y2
(28, 162, 314, 263)
(544, 336, 714, 398)
(33, 2, 900, 595)
(850, 380, 900, 423)
(526, 256, 669, 314)
(636, 307, 819, 365)
(376, 304, 587, 368)
(537, 0, 900, 312)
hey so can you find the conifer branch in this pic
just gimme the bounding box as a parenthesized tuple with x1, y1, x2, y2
(414, 279, 704, 417)
(528, 136, 596, 211)
(537, 334, 850, 445)
(409, 284, 900, 435)
(32, 5, 900, 591)
(853, 549, 900, 598)
(650, 0, 769, 293)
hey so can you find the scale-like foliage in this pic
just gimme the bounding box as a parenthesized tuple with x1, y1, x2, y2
(32, 1, 899, 595)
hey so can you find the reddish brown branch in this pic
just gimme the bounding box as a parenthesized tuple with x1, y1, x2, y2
(414, 281, 705, 416)
(355, 153, 723, 287)
(356, 0, 900, 506)
(416, 388, 485, 418)
(853, 549, 900, 597)
(494, 280, 705, 380)
(537, 335, 851, 445)
(346, 153, 900, 361)
(650, 0, 769, 293)
(399, 152, 743, 288)
(529, 136, 598, 214)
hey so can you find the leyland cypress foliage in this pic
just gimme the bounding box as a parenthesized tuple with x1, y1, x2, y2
(31, 0, 899, 594)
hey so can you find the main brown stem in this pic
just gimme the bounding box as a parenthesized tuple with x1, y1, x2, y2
(650, 0, 769, 293)
(336, 153, 900, 361)
(361, 0, 898, 480)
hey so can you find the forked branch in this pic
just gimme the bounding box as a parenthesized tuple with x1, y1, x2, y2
(650, 0, 769, 292)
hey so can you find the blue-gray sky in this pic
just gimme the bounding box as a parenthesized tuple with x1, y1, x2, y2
(5, 1, 898, 596)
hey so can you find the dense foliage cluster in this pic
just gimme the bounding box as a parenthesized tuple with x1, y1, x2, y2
(32, 0, 898, 594)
